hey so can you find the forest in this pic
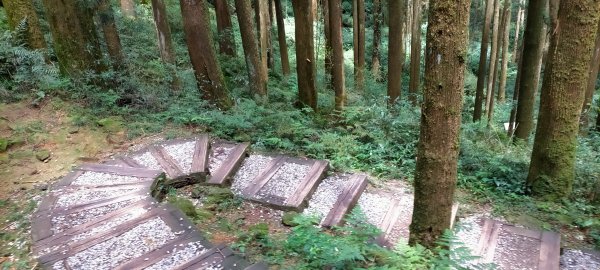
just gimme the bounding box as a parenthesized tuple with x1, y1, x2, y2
(0, 0, 599, 269)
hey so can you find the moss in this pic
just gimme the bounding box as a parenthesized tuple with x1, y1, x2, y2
(282, 211, 301, 227)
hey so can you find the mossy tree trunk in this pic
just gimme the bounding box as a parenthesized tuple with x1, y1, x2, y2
(473, 0, 494, 121)
(274, 0, 290, 76)
(352, 0, 365, 91)
(527, 0, 600, 200)
(581, 20, 600, 132)
(408, 0, 421, 106)
(42, 0, 105, 75)
(512, 0, 524, 62)
(180, 0, 232, 109)
(485, 0, 500, 115)
(234, 0, 267, 96)
(3, 0, 46, 49)
(255, 0, 270, 80)
(387, 0, 405, 104)
(409, 0, 470, 249)
(292, 0, 317, 110)
(323, 0, 332, 85)
(497, 0, 511, 103)
(215, 0, 236, 56)
(97, 0, 126, 70)
(120, 0, 136, 18)
(329, 0, 345, 111)
(150, 0, 181, 91)
(371, 0, 382, 81)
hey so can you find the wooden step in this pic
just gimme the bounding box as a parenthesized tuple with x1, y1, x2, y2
(104, 155, 146, 168)
(206, 141, 249, 186)
(320, 174, 368, 227)
(175, 244, 255, 270)
(155, 136, 211, 187)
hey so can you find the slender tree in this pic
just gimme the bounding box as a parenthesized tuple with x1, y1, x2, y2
(473, 0, 494, 121)
(353, 0, 365, 91)
(387, 0, 405, 104)
(180, 0, 232, 109)
(512, 0, 524, 62)
(485, 0, 500, 115)
(408, 0, 421, 105)
(215, 0, 236, 56)
(581, 20, 600, 131)
(323, 0, 332, 85)
(98, 0, 126, 70)
(150, 0, 181, 91)
(274, 0, 290, 76)
(256, 0, 270, 80)
(497, 0, 511, 102)
(513, 0, 547, 141)
(371, 0, 382, 81)
(409, 0, 470, 248)
(527, 0, 600, 200)
(329, 0, 345, 110)
(120, 0, 136, 18)
(292, 0, 317, 109)
(234, 0, 267, 96)
(508, 46, 523, 136)
(3, 0, 46, 49)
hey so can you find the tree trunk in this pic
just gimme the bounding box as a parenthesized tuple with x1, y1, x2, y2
(527, 0, 600, 200)
(180, 0, 232, 109)
(292, 0, 317, 110)
(98, 0, 126, 70)
(274, 0, 290, 76)
(513, 0, 547, 141)
(409, 0, 470, 248)
(581, 20, 600, 131)
(120, 0, 136, 18)
(497, 0, 511, 102)
(485, 0, 500, 115)
(255, 0, 270, 80)
(234, 0, 267, 96)
(353, 0, 365, 91)
(329, 0, 345, 111)
(508, 44, 524, 136)
(371, 0, 382, 81)
(151, 0, 181, 91)
(215, 0, 236, 56)
(323, 0, 332, 85)
(3, 0, 46, 49)
(473, 0, 494, 121)
(42, 0, 105, 75)
(387, 0, 405, 104)
(512, 0, 524, 62)
(409, 0, 421, 105)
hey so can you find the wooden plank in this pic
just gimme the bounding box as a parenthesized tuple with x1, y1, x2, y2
(538, 231, 560, 270)
(51, 170, 84, 189)
(285, 159, 329, 208)
(77, 163, 164, 179)
(149, 145, 185, 179)
(207, 142, 250, 186)
(321, 174, 368, 227)
(245, 262, 269, 270)
(242, 156, 287, 197)
(115, 156, 145, 168)
(482, 221, 501, 262)
(375, 199, 402, 246)
(191, 134, 210, 174)
(450, 203, 459, 228)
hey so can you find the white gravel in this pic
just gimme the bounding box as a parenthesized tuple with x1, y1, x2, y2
(163, 141, 196, 173)
(454, 216, 483, 254)
(72, 171, 144, 186)
(144, 241, 207, 270)
(560, 249, 600, 270)
(385, 195, 413, 244)
(255, 162, 310, 200)
(209, 146, 235, 173)
(493, 227, 539, 270)
(55, 187, 139, 208)
(304, 174, 349, 219)
(52, 261, 66, 270)
(357, 193, 392, 226)
(231, 155, 274, 195)
(66, 217, 177, 269)
(132, 152, 162, 171)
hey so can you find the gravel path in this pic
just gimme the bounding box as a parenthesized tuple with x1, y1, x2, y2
(209, 146, 234, 173)
(304, 174, 349, 219)
(145, 241, 207, 270)
(493, 227, 539, 270)
(163, 141, 196, 173)
(385, 195, 413, 244)
(560, 249, 600, 270)
(357, 193, 392, 226)
(132, 152, 162, 171)
(231, 155, 273, 195)
(55, 187, 140, 208)
(454, 216, 483, 254)
(72, 171, 144, 186)
(255, 162, 310, 200)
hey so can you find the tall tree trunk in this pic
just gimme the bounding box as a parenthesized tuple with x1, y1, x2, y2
(508, 44, 524, 136)
(323, 0, 332, 85)
(120, 0, 136, 18)
(255, 0, 270, 80)
(274, 0, 290, 76)
(3, 0, 46, 49)
(329, 0, 345, 110)
(485, 0, 500, 115)
(409, 0, 470, 248)
(234, 0, 267, 96)
(497, 0, 511, 102)
(215, 0, 236, 56)
(513, 0, 547, 141)
(512, 0, 524, 62)
(180, 0, 232, 109)
(42, 0, 105, 75)
(387, 0, 405, 104)
(409, 0, 421, 105)
(581, 20, 600, 131)
(371, 0, 382, 81)
(473, 0, 494, 121)
(150, 0, 181, 91)
(98, 0, 126, 70)
(292, 0, 317, 110)
(353, 0, 365, 91)
(527, 0, 600, 200)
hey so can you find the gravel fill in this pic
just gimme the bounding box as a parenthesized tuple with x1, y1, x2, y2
(560, 249, 600, 270)
(145, 241, 207, 270)
(52, 261, 66, 270)
(357, 193, 392, 226)
(304, 174, 349, 219)
(132, 152, 162, 171)
(231, 155, 274, 195)
(493, 227, 539, 270)
(454, 216, 483, 254)
(163, 141, 196, 173)
(255, 162, 310, 200)
(209, 146, 235, 173)
(55, 187, 140, 208)
(385, 195, 413, 244)
(66, 217, 177, 269)
(72, 171, 144, 186)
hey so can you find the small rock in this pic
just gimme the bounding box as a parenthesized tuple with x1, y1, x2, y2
(68, 127, 79, 134)
(282, 211, 301, 227)
(35, 183, 49, 191)
(29, 169, 39, 175)
(35, 150, 51, 162)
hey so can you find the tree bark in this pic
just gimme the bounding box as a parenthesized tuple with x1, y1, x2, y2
(255, 0, 270, 80)
(234, 0, 267, 96)
(292, 0, 317, 110)
(387, 0, 405, 104)
(150, 0, 181, 91)
(3, 0, 46, 49)
(323, 0, 332, 85)
(180, 0, 232, 109)
(513, 0, 547, 141)
(485, 0, 500, 115)
(409, 0, 470, 248)
(329, 0, 345, 110)
(581, 20, 600, 131)
(409, 0, 421, 105)
(371, 0, 382, 81)
(215, 0, 236, 56)
(497, 0, 511, 102)
(42, 0, 105, 75)
(527, 0, 600, 200)
(508, 44, 524, 136)
(473, 0, 494, 121)
(353, 0, 365, 91)
(512, 0, 524, 62)
(98, 0, 126, 70)
(274, 0, 290, 76)
(120, 0, 136, 18)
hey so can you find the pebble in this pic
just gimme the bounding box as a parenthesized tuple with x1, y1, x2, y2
(209, 146, 234, 173)
(231, 155, 274, 194)
(454, 215, 483, 254)
(55, 187, 139, 208)
(163, 141, 196, 173)
(357, 193, 392, 226)
(145, 241, 207, 270)
(255, 162, 310, 200)
(132, 152, 162, 171)
(560, 249, 600, 270)
(304, 174, 349, 219)
(72, 171, 144, 186)
(493, 228, 539, 270)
